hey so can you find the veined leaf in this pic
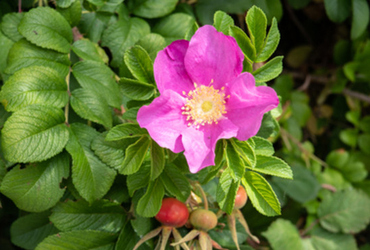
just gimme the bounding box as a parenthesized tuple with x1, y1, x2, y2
(50, 200, 125, 233)
(101, 18, 150, 67)
(136, 33, 166, 61)
(124, 45, 154, 84)
(57, 0, 82, 28)
(225, 140, 245, 181)
(252, 155, 292, 179)
(72, 60, 121, 108)
(251, 136, 274, 156)
(116, 221, 151, 250)
(1, 12, 24, 42)
(0, 66, 68, 112)
(231, 139, 256, 168)
(242, 171, 280, 216)
(1, 105, 69, 163)
(256, 18, 280, 62)
(106, 123, 148, 141)
(127, 164, 151, 197)
(130, 0, 177, 18)
(10, 211, 59, 250)
(217, 169, 240, 214)
(150, 140, 165, 180)
(310, 227, 357, 250)
(160, 164, 191, 202)
(246, 6, 267, 54)
(136, 178, 165, 217)
(66, 123, 116, 203)
(119, 77, 155, 101)
(229, 25, 256, 62)
(0, 152, 69, 212)
(72, 39, 109, 64)
(35, 230, 117, 250)
(18, 7, 73, 54)
(253, 56, 283, 83)
(213, 11, 234, 35)
(120, 136, 150, 175)
(5, 39, 70, 77)
(70, 88, 112, 128)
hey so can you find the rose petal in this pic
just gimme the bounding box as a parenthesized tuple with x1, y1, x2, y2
(184, 25, 244, 89)
(182, 119, 238, 173)
(154, 40, 194, 95)
(226, 72, 279, 140)
(137, 90, 187, 153)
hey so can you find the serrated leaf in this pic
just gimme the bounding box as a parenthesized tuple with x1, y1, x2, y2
(18, 7, 72, 54)
(70, 88, 112, 128)
(122, 107, 139, 121)
(253, 56, 283, 83)
(225, 140, 245, 181)
(160, 164, 191, 202)
(318, 188, 370, 233)
(72, 60, 121, 108)
(1, 12, 24, 42)
(5, 39, 70, 77)
(152, 13, 196, 44)
(310, 227, 357, 250)
(351, 0, 369, 39)
(136, 178, 165, 217)
(231, 139, 256, 168)
(136, 33, 166, 61)
(242, 171, 280, 216)
(35, 230, 117, 250)
(213, 11, 234, 35)
(10, 211, 59, 250)
(256, 18, 280, 62)
(1, 105, 69, 163)
(229, 26, 256, 62)
(253, 155, 292, 179)
(124, 45, 154, 84)
(324, 0, 351, 23)
(246, 6, 267, 54)
(116, 221, 151, 250)
(57, 0, 82, 27)
(120, 136, 150, 175)
(216, 169, 239, 214)
(0, 66, 68, 112)
(50, 200, 125, 233)
(66, 123, 117, 203)
(106, 123, 148, 141)
(0, 152, 69, 212)
(262, 219, 304, 250)
(251, 136, 274, 156)
(0, 32, 14, 81)
(72, 39, 109, 64)
(77, 12, 105, 43)
(127, 164, 151, 197)
(150, 140, 165, 180)
(101, 18, 150, 67)
(130, 0, 177, 18)
(119, 77, 155, 100)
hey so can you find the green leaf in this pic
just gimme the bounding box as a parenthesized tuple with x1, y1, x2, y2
(124, 45, 154, 84)
(262, 219, 304, 250)
(57, 0, 82, 27)
(56, 0, 75, 8)
(18, 7, 73, 54)
(130, 0, 177, 18)
(70, 88, 113, 128)
(225, 140, 245, 181)
(0, 32, 13, 81)
(213, 11, 234, 35)
(272, 164, 319, 203)
(120, 136, 150, 175)
(119, 77, 155, 101)
(251, 136, 274, 156)
(339, 128, 358, 147)
(0, 66, 68, 112)
(106, 123, 148, 141)
(1, 12, 24, 42)
(229, 26, 256, 62)
(351, 0, 370, 39)
(150, 140, 165, 180)
(358, 133, 370, 154)
(115, 222, 151, 250)
(160, 164, 191, 202)
(152, 13, 196, 45)
(317, 188, 370, 233)
(66, 123, 117, 203)
(287, 0, 311, 9)
(359, 116, 370, 133)
(0, 152, 69, 212)
(242, 171, 280, 216)
(35, 230, 117, 250)
(291, 91, 311, 127)
(216, 169, 239, 214)
(310, 227, 357, 250)
(77, 12, 105, 43)
(1, 105, 69, 163)
(5, 39, 70, 77)
(101, 18, 150, 67)
(231, 139, 256, 168)
(253, 56, 283, 83)
(253, 155, 292, 179)
(256, 18, 280, 62)
(50, 200, 125, 233)
(72, 39, 109, 64)
(10, 211, 59, 250)
(246, 6, 267, 54)
(72, 60, 121, 108)
(136, 33, 166, 61)
(324, 0, 351, 23)
(136, 178, 165, 217)
(127, 164, 150, 196)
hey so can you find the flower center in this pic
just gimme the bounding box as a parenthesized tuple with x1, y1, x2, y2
(182, 83, 227, 127)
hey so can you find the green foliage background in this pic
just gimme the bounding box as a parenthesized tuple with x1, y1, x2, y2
(0, 0, 370, 249)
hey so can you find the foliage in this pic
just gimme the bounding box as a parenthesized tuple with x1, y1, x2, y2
(0, 0, 369, 249)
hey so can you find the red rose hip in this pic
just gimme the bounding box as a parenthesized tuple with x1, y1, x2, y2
(234, 186, 248, 209)
(155, 198, 189, 227)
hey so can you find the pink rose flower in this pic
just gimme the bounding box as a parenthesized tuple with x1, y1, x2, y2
(137, 25, 279, 173)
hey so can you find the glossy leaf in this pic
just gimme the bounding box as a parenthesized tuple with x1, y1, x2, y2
(256, 17, 280, 62)
(229, 25, 256, 62)
(150, 140, 165, 180)
(159, 164, 191, 202)
(127, 164, 151, 196)
(225, 140, 245, 181)
(106, 123, 148, 141)
(253, 155, 292, 179)
(213, 10, 234, 35)
(130, 0, 177, 18)
(72, 39, 109, 64)
(253, 56, 283, 83)
(1, 105, 69, 163)
(136, 33, 166, 61)
(136, 178, 165, 217)
(119, 78, 155, 101)
(120, 136, 150, 175)
(231, 139, 256, 168)
(246, 6, 267, 54)
(0, 153, 69, 212)
(217, 169, 239, 214)
(124, 45, 154, 84)
(251, 136, 274, 156)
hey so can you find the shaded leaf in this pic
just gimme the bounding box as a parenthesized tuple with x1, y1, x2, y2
(136, 178, 165, 217)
